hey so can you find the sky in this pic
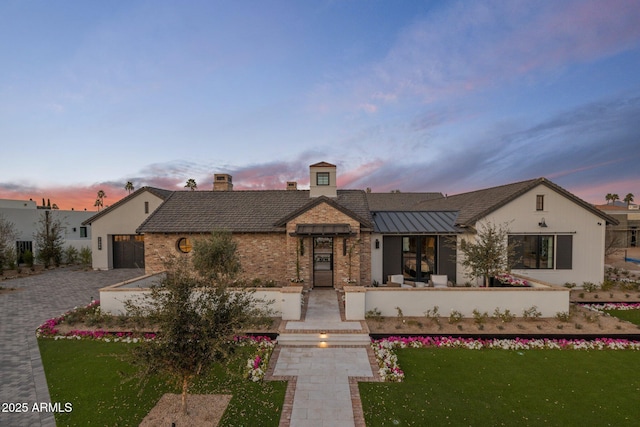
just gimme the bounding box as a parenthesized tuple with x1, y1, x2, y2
(1, 0, 639, 211)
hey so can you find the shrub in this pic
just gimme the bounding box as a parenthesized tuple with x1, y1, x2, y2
(493, 308, 515, 323)
(23, 249, 34, 268)
(522, 306, 542, 321)
(79, 247, 92, 267)
(583, 282, 598, 292)
(472, 309, 488, 325)
(365, 308, 382, 322)
(555, 311, 571, 322)
(64, 246, 79, 265)
(449, 310, 463, 324)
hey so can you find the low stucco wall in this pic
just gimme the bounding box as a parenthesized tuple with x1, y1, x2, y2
(344, 281, 569, 320)
(99, 274, 302, 320)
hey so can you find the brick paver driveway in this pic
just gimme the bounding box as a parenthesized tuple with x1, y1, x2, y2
(0, 268, 142, 427)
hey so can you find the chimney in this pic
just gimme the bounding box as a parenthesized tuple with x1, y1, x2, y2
(286, 181, 297, 190)
(213, 174, 233, 191)
(309, 161, 337, 198)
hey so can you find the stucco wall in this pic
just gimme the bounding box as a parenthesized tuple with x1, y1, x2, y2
(348, 285, 569, 319)
(458, 184, 607, 286)
(89, 191, 165, 270)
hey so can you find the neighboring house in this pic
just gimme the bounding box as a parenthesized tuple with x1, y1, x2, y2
(82, 187, 172, 270)
(128, 162, 616, 287)
(595, 201, 639, 248)
(0, 198, 93, 263)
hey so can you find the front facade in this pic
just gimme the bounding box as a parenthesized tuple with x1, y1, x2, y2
(89, 162, 615, 288)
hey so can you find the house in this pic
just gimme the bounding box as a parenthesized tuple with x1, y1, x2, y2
(595, 201, 639, 248)
(0, 198, 93, 264)
(126, 162, 616, 288)
(82, 187, 172, 270)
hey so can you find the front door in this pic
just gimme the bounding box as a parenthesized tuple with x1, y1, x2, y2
(313, 237, 333, 287)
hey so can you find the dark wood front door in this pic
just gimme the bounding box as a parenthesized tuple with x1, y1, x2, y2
(313, 237, 333, 287)
(113, 235, 145, 269)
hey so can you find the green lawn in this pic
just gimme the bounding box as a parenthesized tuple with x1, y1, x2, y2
(360, 348, 640, 426)
(39, 339, 286, 426)
(605, 309, 640, 325)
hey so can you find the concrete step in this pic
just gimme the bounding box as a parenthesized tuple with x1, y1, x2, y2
(277, 332, 371, 346)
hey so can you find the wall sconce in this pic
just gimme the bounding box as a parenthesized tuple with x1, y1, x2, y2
(343, 238, 347, 256)
(299, 238, 304, 256)
(98, 236, 102, 250)
(538, 218, 548, 228)
(375, 239, 380, 249)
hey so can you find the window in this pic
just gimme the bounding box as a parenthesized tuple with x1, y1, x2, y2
(402, 236, 435, 281)
(144, 201, 149, 214)
(316, 172, 330, 186)
(536, 195, 544, 211)
(509, 235, 558, 269)
(80, 227, 88, 238)
(177, 237, 192, 253)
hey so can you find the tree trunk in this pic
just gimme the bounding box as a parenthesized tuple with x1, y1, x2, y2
(181, 377, 188, 415)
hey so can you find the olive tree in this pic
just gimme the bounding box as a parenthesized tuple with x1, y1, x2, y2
(191, 230, 241, 282)
(458, 221, 518, 287)
(127, 231, 269, 416)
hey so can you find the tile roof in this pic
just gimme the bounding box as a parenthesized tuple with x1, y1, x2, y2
(136, 190, 372, 233)
(412, 178, 618, 226)
(82, 187, 173, 225)
(365, 192, 444, 211)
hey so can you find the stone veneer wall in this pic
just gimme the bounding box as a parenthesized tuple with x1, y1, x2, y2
(285, 202, 370, 289)
(142, 200, 372, 288)
(143, 232, 288, 284)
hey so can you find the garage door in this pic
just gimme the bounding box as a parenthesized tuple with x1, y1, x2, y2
(113, 235, 145, 269)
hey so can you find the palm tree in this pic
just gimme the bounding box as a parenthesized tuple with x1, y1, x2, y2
(611, 194, 620, 205)
(96, 190, 107, 211)
(185, 179, 197, 191)
(605, 193, 613, 204)
(624, 193, 635, 207)
(125, 181, 134, 194)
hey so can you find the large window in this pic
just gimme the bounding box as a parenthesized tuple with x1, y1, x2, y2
(402, 236, 435, 281)
(510, 235, 553, 269)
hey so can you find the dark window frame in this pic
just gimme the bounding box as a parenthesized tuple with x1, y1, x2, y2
(80, 226, 88, 238)
(144, 201, 149, 214)
(536, 195, 544, 211)
(316, 172, 330, 186)
(509, 234, 555, 269)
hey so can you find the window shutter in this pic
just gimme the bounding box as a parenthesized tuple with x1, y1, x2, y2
(556, 235, 573, 269)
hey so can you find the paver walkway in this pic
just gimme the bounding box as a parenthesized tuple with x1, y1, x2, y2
(272, 289, 375, 427)
(0, 267, 142, 427)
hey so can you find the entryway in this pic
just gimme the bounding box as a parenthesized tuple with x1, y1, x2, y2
(313, 236, 333, 287)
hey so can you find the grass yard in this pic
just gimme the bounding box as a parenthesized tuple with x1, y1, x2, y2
(605, 309, 640, 325)
(360, 348, 640, 426)
(39, 339, 286, 426)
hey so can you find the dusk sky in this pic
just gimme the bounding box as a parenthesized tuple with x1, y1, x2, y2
(1, 0, 639, 211)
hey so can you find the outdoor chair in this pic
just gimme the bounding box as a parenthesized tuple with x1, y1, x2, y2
(430, 275, 449, 288)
